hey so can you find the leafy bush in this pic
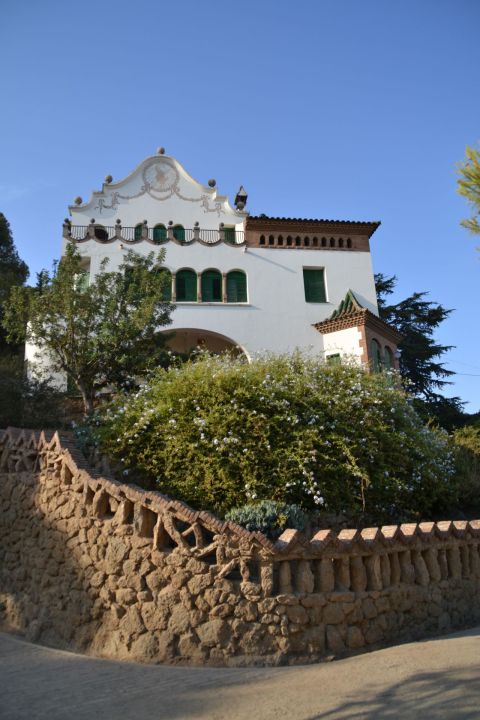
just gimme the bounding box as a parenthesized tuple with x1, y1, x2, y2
(84, 353, 456, 521)
(226, 500, 307, 539)
(450, 426, 480, 515)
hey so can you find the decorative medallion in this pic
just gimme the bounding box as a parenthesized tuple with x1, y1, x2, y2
(142, 159, 179, 196)
(93, 156, 232, 217)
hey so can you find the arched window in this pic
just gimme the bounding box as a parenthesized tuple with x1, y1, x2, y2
(153, 224, 167, 243)
(286, 236, 292, 246)
(278, 235, 283, 245)
(94, 225, 108, 242)
(338, 238, 344, 248)
(321, 237, 327, 247)
(304, 237, 310, 246)
(330, 237, 335, 248)
(156, 268, 172, 301)
(347, 238, 352, 248)
(312, 237, 318, 246)
(176, 268, 197, 301)
(384, 346, 394, 370)
(295, 236, 301, 247)
(201, 269, 222, 302)
(226, 271, 247, 303)
(259, 235, 266, 245)
(134, 223, 143, 241)
(371, 339, 382, 372)
(173, 224, 185, 242)
(269, 234, 274, 246)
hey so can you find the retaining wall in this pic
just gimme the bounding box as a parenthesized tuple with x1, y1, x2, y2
(1, 427, 479, 666)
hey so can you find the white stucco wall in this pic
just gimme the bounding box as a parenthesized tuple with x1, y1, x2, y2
(323, 326, 364, 360)
(65, 239, 377, 358)
(63, 153, 379, 360)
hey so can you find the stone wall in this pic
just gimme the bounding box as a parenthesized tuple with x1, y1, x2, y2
(1, 427, 479, 667)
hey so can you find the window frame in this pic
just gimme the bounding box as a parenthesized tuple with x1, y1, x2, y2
(303, 267, 327, 303)
(176, 268, 197, 302)
(226, 270, 248, 303)
(201, 268, 222, 303)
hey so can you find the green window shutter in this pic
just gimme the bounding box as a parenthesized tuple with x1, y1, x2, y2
(173, 225, 185, 242)
(303, 269, 326, 302)
(153, 224, 167, 243)
(326, 353, 341, 365)
(201, 270, 222, 302)
(371, 339, 382, 372)
(224, 227, 236, 244)
(226, 271, 247, 302)
(176, 269, 197, 301)
(384, 347, 393, 370)
(157, 269, 172, 301)
(134, 224, 143, 240)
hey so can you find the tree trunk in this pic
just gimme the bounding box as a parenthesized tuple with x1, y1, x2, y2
(76, 379, 95, 416)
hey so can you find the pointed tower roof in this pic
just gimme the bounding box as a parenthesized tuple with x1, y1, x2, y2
(313, 290, 402, 343)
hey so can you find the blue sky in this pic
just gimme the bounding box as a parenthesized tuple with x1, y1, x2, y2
(2, 0, 480, 410)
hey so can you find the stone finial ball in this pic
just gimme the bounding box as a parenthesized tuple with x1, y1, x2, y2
(157, 147, 166, 155)
(116, 218, 121, 224)
(74, 196, 82, 205)
(208, 179, 216, 188)
(105, 175, 113, 184)
(90, 218, 95, 224)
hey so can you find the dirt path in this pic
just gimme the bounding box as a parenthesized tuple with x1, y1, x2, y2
(1, 627, 479, 719)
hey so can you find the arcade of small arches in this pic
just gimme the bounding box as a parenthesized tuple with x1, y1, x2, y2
(259, 234, 352, 249)
(159, 268, 248, 304)
(370, 338, 395, 372)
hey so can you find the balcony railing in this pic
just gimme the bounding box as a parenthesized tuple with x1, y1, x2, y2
(63, 221, 245, 246)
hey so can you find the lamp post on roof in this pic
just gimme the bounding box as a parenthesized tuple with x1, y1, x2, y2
(235, 186, 248, 210)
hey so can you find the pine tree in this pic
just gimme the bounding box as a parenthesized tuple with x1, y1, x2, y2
(375, 273, 464, 428)
(0, 213, 29, 354)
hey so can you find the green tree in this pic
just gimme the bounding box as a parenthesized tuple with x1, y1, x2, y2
(0, 212, 29, 354)
(457, 144, 480, 240)
(375, 274, 463, 428)
(2, 243, 173, 415)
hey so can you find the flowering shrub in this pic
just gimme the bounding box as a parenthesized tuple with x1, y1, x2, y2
(226, 500, 307, 539)
(450, 426, 480, 514)
(86, 353, 456, 520)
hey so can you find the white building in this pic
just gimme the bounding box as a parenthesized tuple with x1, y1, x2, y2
(60, 148, 400, 369)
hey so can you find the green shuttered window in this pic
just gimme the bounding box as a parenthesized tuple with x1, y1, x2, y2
(157, 269, 172, 301)
(153, 224, 167, 243)
(224, 227, 236, 244)
(134, 223, 143, 240)
(176, 269, 197, 301)
(371, 339, 382, 372)
(303, 268, 326, 303)
(326, 353, 341, 365)
(226, 271, 247, 303)
(201, 270, 222, 302)
(173, 224, 185, 242)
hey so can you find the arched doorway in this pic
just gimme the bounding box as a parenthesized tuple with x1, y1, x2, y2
(162, 328, 247, 358)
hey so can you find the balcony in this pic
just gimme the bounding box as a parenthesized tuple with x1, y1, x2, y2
(63, 220, 245, 247)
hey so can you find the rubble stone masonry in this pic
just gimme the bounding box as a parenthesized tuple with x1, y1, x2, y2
(1, 427, 479, 666)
